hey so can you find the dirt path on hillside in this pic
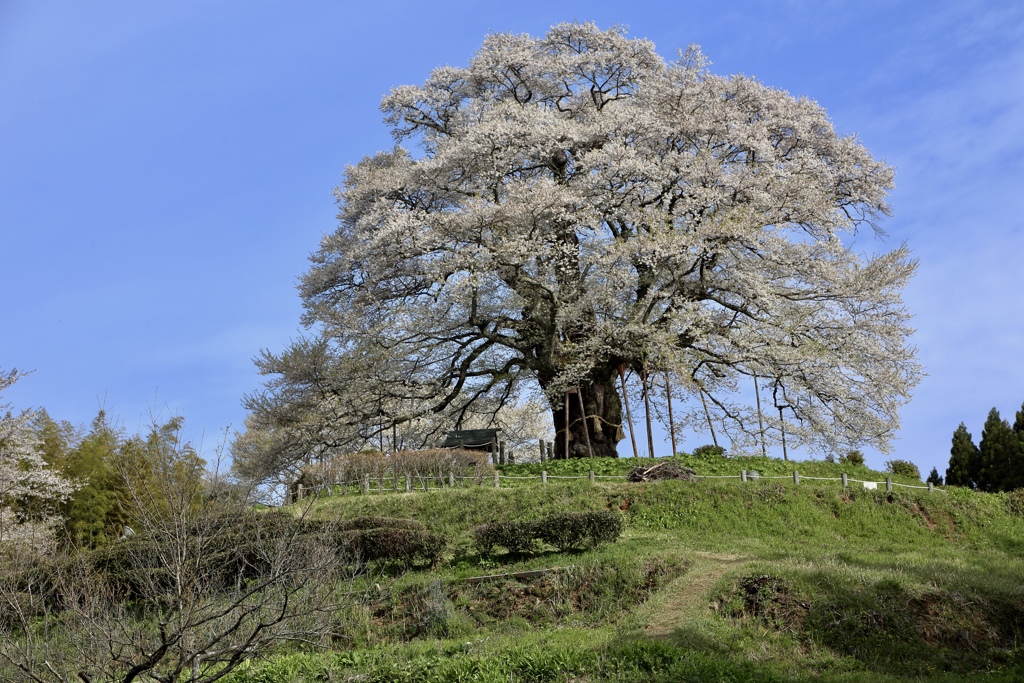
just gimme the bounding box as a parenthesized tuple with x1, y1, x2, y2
(645, 553, 749, 639)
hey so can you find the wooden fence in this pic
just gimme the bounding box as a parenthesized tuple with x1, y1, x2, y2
(292, 468, 944, 501)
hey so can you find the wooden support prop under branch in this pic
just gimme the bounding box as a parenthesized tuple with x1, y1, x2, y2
(778, 405, 788, 461)
(619, 364, 640, 459)
(641, 366, 655, 458)
(564, 390, 570, 460)
(576, 386, 594, 459)
(665, 371, 677, 456)
(699, 387, 718, 448)
(753, 374, 767, 458)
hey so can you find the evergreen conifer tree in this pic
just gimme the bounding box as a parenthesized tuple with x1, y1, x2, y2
(926, 467, 943, 486)
(1007, 402, 1024, 490)
(978, 408, 1018, 492)
(946, 422, 978, 488)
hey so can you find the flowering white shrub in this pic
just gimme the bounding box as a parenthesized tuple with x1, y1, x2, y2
(0, 369, 77, 550)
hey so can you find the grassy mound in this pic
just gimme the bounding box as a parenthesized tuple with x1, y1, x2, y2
(229, 468, 1024, 681)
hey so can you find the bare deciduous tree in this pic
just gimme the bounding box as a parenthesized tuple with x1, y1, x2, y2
(0, 418, 371, 683)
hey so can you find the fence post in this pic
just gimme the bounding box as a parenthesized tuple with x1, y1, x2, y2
(539, 439, 546, 463)
(362, 475, 370, 494)
(296, 484, 304, 501)
(589, 470, 595, 485)
(928, 481, 934, 493)
(494, 471, 500, 488)
(546, 442, 554, 461)
(885, 477, 892, 492)
(491, 436, 498, 465)
(499, 440, 506, 465)
(404, 472, 411, 492)
(423, 476, 429, 493)
(741, 470, 747, 482)
(793, 470, 800, 485)
(841, 473, 848, 487)
(541, 470, 547, 486)
(449, 469, 455, 488)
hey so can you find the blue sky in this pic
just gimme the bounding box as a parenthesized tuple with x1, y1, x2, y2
(2, 1, 1022, 474)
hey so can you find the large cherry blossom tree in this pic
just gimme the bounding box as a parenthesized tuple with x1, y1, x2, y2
(247, 22, 920, 462)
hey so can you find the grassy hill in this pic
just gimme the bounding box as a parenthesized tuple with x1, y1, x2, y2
(224, 457, 1024, 682)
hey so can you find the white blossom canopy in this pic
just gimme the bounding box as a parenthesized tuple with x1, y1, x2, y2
(248, 22, 919, 463)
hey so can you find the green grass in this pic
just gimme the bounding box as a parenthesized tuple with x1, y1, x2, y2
(232, 468, 1024, 682)
(499, 451, 923, 486)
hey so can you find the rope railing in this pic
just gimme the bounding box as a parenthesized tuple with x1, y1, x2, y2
(290, 468, 945, 501)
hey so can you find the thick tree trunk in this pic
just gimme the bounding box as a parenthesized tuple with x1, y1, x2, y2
(544, 367, 625, 458)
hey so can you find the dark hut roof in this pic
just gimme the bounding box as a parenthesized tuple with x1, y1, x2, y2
(443, 428, 500, 449)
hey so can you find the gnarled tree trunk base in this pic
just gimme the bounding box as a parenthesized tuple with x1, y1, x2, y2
(546, 368, 625, 459)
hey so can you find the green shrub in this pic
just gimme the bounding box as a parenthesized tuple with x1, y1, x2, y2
(839, 450, 865, 466)
(885, 459, 921, 480)
(311, 516, 443, 565)
(338, 516, 425, 531)
(534, 511, 623, 551)
(473, 520, 538, 555)
(306, 516, 426, 533)
(692, 444, 726, 458)
(340, 528, 446, 566)
(475, 511, 623, 555)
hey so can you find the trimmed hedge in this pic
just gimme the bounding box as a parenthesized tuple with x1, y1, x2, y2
(332, 516, 426, 532)
(474, 511, 622, 555)
(535, 512, 623, 550)
(473, 521, 539, 555)
(303, 516, 443, 565)
(339, 528, 446, 566)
